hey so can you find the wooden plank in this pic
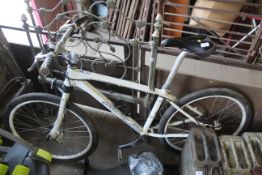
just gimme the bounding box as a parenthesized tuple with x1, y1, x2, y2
(245, 24, 262, 63)
(120, 0, 131, 37)
(108, 8, 114, 22)
(137, 0, 148, 39)
(141, 0, 152, 40)
(150, 0, 157, 38)
(116, 0, 125, 35)
(111, 0, 121, 31)
(127, 0, 139, 38)
(135, 0, 146, 38)
(123, 0, 136, 38)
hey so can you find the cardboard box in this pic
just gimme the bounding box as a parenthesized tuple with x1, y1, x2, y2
(190, 0, 247, 36)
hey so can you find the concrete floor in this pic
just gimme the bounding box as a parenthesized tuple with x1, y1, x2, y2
(50, 107, 179, 175)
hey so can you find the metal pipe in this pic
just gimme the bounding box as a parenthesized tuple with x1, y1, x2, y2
(99, 89, 143, 105)
(144, 45, 262, 70)
(162, 30, 252, 45)
(246, 22, 262, 63)
(162, 28, 251, 57)
(163, 21, 257, 38)
(21, 14, 36, 56)
(40, 76, 144, 105)
(165, 1, 262, 19)
(216, 44, 249, 53)
(233, 23, 261, 48)
(24, 0, 43, 49)
(216, 50, 246, 58)
(164, 12, 255, 28)
(207, 0, 262, 7)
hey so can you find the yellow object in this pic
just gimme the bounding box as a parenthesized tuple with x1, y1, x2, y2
(36, 149, 52, 163)
(12, 165, 29, 175)
(0, 163, 9, 175)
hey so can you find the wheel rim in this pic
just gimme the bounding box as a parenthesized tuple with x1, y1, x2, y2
(164, 95, 247, 150)
(9, 100, 93, 160)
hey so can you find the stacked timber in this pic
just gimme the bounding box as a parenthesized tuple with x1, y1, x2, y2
(108, 0, 153, 41)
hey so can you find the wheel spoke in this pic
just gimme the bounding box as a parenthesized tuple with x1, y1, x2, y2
(15, 126, 50, 132)
(161, 91, 249, 151)
(7, 95, 96, 161)
(217, 108, 241, 122)
(64, 130, 90, 133)
(220, 117, 241, 126)
(14, 117, 36, 128)
(62, 125, 88, 131)
(209, 97, 218, 115)
(64, 135, 91, 139)
(168, 118, 195, 127)
(168, 138, 186, 145)
(15, 112, 47, 126)
(166, 126, 189, 133)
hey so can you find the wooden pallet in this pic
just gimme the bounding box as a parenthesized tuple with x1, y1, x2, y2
(108, 0, 154, 40)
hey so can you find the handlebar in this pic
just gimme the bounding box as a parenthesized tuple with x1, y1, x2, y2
(54, 24, 75, 55)
(27, 16, 89, 77)
(54, 15, 89, 55)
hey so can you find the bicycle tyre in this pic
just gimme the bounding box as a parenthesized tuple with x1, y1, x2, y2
(4, 93, 98, 161)
(158, 88, 252, 151)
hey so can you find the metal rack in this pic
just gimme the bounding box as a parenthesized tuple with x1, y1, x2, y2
(155, 0, 262, 64)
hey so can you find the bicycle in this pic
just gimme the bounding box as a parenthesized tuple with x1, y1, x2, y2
(4, 9, 252, 161)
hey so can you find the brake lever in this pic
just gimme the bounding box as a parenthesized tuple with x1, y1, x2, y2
(27, 59, 40, 72)
(27, 53, 46, 72)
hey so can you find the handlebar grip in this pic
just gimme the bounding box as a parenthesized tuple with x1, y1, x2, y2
(39, 52, 54, 78)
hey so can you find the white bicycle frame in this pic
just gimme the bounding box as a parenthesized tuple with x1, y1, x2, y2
(49, 51, 200, 139)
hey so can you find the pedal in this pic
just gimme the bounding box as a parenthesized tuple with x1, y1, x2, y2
(117, 136, 148, 161)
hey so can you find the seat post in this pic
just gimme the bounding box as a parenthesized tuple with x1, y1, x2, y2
(162, 51, 188, 91)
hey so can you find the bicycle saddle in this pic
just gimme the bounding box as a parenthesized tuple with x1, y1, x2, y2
(161, 35, 216, 57)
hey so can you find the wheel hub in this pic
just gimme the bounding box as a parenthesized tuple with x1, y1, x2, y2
(46, 131, 64, 143)
(198, 120, 221, 130)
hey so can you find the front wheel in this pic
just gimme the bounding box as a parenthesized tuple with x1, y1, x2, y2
(158, 88, 252, 151)
(4, 93, 98, 161)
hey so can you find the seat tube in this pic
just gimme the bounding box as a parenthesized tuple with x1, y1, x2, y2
(49, 78, 71, 139)
(162, 51, 187, 91)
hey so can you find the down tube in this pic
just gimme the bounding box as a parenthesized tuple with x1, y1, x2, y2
(74, 80, 144, 134)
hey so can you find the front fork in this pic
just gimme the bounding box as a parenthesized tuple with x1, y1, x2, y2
(48, 79, 71, 142)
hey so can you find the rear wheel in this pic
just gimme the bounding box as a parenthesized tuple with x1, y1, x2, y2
(158, 88, 252, 151)
(4, 93, 98, 161)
